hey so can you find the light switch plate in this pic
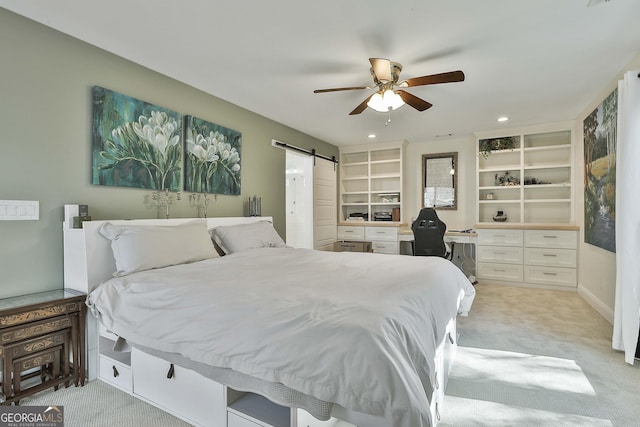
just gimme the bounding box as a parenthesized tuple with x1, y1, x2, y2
(0, 200, 39, 220)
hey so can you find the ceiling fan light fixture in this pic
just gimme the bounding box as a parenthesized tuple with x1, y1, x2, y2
(367, 89, 405, 112)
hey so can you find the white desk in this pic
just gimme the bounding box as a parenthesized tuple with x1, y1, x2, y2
(398, 228, 477, 282)
(397, 229, 477, 244)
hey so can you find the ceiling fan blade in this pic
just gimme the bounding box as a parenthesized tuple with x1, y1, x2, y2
(349, 94, 374, 115)
(401, 70, 465, 87)
(369, 58, 392, 83)
(397, 90, 433, 111)
(314, 86, 370, 93)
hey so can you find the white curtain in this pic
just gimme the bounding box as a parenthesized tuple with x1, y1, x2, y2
(612, 70, 640, 365)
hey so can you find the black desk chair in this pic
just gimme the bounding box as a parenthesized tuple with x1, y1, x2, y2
(412, 208, 450, 258)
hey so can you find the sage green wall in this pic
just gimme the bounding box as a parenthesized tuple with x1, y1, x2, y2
(0, 9, 337, 299)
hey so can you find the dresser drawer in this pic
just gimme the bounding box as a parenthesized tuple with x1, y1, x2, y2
(524, 266, 576, 287)
(477, 246, 523, 264)
(132, 348, 226, 426)
(100, 355, 132, 393)
(365, 226, 398, 242)
(477, 229, 523, 247)
(444, 234, 472, 244)
(524, 248, 576, 268)
(524, 230, 577, 249)
(337, 226, 365, 240)
(371, 241, 398, 254)
(477, 263, 524, 282)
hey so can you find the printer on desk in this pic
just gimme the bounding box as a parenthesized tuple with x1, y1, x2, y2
(347, 212, 368, 221)
(373, 212, 392, 221)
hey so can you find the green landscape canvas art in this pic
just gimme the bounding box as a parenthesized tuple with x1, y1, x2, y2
(184, 115, 241, 195)
(583, 88, 617, 253)
(92, 86, 183, 191)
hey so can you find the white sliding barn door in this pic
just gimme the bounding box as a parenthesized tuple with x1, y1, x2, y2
(286, 151, 314, 248)
(313, 157, 337, 251)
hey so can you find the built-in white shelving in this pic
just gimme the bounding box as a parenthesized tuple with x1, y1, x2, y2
(339, 142, 405, 223)
(475, 124, 575, 225)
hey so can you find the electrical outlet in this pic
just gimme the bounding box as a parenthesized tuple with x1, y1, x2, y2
(0, 200, 39, 220)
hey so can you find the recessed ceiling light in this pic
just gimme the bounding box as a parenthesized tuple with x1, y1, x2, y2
(497, 116, 509, 122)
(368, 134, 376, 139)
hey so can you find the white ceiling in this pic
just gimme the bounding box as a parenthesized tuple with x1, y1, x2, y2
(2, 0, 640, 147)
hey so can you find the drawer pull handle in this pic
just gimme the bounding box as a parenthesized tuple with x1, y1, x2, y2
(435, 372, 439, 390)
(448, 333, 455, 344)
(167, 363, 175, 379)
(494, 269, 506, 272)
(494, 251, 505, 254)
(112, 365, 119, 378)
(543, 235, 558, 238)
(542, 254, 558, 257)
(436, 403, 441, 421)
(543, 272, 558, 276)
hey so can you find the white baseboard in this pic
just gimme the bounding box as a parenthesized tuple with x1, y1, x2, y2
(577, 284, 614, 325)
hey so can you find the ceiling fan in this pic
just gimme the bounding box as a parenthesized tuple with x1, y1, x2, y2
(313, 58, 465, 116)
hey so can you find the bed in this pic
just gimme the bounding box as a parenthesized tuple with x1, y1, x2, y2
(64, 217, 475, 427)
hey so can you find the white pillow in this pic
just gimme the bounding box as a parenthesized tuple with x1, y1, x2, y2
(99, 220, 218, 277)
(211, 220, 287, 254)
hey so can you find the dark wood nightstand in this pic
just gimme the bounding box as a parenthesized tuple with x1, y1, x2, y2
(0, 289, 86, 405)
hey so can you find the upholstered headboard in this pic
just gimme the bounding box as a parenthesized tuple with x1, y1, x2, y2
(63, 217, 272, 293)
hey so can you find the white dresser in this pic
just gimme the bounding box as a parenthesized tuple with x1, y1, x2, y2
(337, 223, 399, 254)
(476, 226, 578, 289)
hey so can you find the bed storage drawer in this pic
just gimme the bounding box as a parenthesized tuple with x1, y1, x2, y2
(228, 412, 262, 427)
(99, 355, 132, 393)
(98, 336, 132, 393)
(430, 350, 445, 427)
(132, 348, 225, 427)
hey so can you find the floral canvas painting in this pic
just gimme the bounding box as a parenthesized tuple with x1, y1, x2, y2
(583, 88, 617, 253)
(92, 86, 182, 191)
(184, 115, 241, 195)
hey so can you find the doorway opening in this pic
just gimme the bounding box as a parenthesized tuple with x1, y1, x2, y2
(286, 151, 314, 248)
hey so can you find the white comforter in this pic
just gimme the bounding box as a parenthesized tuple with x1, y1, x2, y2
(87, 247, 475, 427)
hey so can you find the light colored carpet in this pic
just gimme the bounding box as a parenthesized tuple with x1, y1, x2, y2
(20, 380, 190, 426)
(440, 283, 640, 427)
(19, 283, 640, 426)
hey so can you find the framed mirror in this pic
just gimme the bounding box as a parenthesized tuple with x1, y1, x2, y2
(422, 152, 458, 210)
